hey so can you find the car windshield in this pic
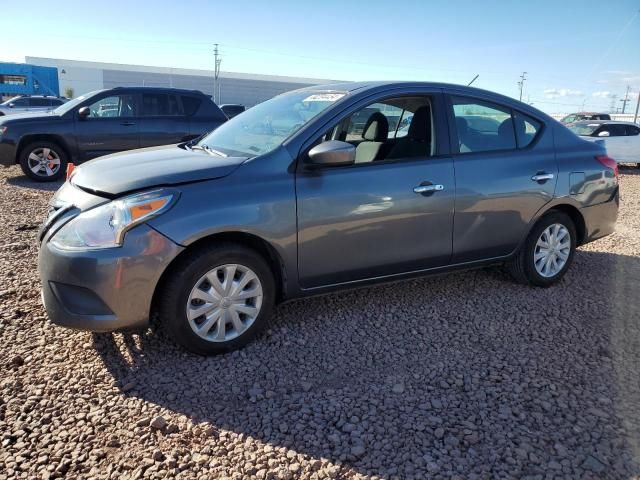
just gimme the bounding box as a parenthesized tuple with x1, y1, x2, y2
(52, 91, 102, 115)
(567, 123, 600, 136)
(198, 90, 346, 157)
(0, 96, 21, 106)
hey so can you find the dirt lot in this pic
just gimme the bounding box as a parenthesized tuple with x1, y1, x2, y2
(0, 164, 639, 480)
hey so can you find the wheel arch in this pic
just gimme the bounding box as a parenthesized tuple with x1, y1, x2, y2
(152, 231, 289, 315)
(530, 202, 587, 247)
(16, 134, 73, 164)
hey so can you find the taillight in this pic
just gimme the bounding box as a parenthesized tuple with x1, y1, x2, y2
(595, 155, 618, 179)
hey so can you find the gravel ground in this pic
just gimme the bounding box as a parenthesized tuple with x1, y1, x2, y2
(0, 164, 639, 480)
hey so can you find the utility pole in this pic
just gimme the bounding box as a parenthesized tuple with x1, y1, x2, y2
(620, 85, 631, 114)
(517, 72, 527, 102)
(609, 94, 618, 113)
(634, 89, 640, 123)
(213, 44, 222, 103)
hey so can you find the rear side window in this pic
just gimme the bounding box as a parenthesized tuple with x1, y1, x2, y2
(513, 112, 541, 148)
(181, 96, 201, 116)
(451, 97, 514, 153)
(142, 94, 183, 116)
(627, 125, 640, 136)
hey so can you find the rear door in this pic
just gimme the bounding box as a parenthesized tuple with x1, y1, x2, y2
(138, 93, 190, 147)
(74, 92, 140, 160)
(446, 94, 556, 263)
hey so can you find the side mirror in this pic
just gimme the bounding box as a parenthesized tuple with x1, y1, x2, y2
(78, 106, 90, 120)
(306, 140, 355, 168)
(8, 103, 14, 108)
(597, 131, 610, 137)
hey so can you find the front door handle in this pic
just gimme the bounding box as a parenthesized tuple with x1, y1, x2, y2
(531, 173, 554, 182)
(120, 121, 136, 126)
(413, 184, 444, 194)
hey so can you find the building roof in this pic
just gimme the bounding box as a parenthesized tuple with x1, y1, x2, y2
(26, 56, 338, 85)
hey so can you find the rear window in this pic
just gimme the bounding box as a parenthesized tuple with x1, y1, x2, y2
(182, 96, 201, 116)
(142, 93, 183, 116)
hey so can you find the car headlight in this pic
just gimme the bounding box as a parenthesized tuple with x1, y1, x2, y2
(50, 189, 178, 250)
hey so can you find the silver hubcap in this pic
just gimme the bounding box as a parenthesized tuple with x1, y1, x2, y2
(186, 264, 263, 342)
(534, 223, 571, 278)
(27, 147, 61, 177)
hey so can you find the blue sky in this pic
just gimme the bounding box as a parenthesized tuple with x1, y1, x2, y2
(4, 0, 640, 113)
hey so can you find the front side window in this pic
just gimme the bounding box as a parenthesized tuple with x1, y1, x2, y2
(31, 98, 50, 107)
(199, 90, 346, 157)
(87, 95, 136, 118)
(142, 94, 182, 116)
(11, 98, 29, 107)
(313, 96, 435, 164)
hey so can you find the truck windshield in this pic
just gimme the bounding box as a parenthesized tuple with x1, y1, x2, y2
(198, 91, 346, 157)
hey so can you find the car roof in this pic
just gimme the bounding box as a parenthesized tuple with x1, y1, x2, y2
(295, 81, 554, 121)
(571, 120, 639, 126)
(569, 112, 609, 116)
(110, 86, 206, 95)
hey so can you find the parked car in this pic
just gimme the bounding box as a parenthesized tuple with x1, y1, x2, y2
(0, 95, 67, 116)
(38, 82, 619, 355)
(220, 104, 246, 119)
(0, 87, 227, 181)
(560, 112, 611, 124)
(567, 120, 640, 166)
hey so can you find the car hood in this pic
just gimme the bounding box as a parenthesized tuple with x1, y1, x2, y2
(71, 145, 247, 197)
(0, 111, 61, 124)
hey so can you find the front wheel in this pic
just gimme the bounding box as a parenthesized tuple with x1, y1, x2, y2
(156, 243, 275, 355)
(507, 211, 576, 287)
(19, 141, 68, 182)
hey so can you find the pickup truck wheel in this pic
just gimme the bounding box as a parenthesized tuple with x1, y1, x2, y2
(19, 141, 68, 182)
(507, 211, 576, 287)
(157, 243, 275, 355)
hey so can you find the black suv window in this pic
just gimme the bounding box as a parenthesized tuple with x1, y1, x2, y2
(181, 96, 201, 116)
(87, 95, 137, 118)
(142, 94, 183, 116)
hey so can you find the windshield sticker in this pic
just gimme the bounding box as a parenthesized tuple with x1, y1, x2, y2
(303, 93, 346, 102)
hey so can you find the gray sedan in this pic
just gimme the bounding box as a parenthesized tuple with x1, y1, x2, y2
(38, 82, 619, 355)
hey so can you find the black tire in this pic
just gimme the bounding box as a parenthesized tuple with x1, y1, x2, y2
(507, 211, 576, 287)
(19, 141, 68, 182)
(156, 243, 275, 355)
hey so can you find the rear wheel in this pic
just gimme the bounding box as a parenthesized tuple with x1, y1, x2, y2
(156, 243, 275, 355)
(19, 141, 68, 182)
(508, 211, 576, 287)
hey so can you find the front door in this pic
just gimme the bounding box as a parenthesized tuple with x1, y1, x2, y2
(74, 93, 140, 161)
(296, 93, 455, 289)
(447, 95, 557, 263)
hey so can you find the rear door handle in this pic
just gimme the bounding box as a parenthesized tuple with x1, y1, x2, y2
(531, 173, 554, 182)
(413, 184, 444, 194)
(120, 121, 136, 126)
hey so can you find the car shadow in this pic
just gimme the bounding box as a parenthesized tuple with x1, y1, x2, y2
(94, 249, 640, 478)
(4, 167, 64, 192)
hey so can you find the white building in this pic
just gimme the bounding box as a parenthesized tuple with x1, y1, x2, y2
(26, 57, 336, 107)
